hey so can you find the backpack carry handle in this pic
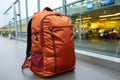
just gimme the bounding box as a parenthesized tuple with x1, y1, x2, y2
(43, 7, 53, 11)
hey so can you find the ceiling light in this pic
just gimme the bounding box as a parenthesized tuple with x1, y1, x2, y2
(99, 14, 114, 18)
(83, 20, 90, 23)
(114, 12, 120, 16)
(99, 18, 107, 21)
(76, 19, 80, 21)
(111, 17, 120, 20)
(99, 12, 120, 18)
(82, 17, 91, 20)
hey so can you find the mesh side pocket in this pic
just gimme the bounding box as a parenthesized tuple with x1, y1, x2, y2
(31, 52, 43, 68)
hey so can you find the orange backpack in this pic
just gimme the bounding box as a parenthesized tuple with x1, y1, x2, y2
(21, 7, 76, 78)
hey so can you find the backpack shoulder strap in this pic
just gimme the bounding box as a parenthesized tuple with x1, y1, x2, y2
(21, 19, 32, 70)
(26, 19, 32, 57)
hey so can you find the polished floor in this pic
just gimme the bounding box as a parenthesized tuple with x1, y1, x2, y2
(0, 36, 120, 80)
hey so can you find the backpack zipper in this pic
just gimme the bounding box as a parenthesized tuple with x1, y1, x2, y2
(40, 13, 65, 47)
(49, 26, 72, 72)
(49, 27, 57, 72)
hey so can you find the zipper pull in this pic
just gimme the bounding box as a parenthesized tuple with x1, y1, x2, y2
(34, 32, 38, 40)
(49, 27, 54, 39)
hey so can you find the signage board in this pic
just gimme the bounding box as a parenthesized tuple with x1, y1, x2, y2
(100, 0, 114, 6)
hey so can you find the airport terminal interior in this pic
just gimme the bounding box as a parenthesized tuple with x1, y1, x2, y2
(0, 0, 120, 80)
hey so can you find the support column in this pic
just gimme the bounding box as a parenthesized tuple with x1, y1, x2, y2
(37, 0, 40, 11)
(115, 41, 120, 56)
(25, 0, 29, 25)
(13, 4, 17, 38)
(9, 21, 11, 34)
(78, 14, 82, 41)
(18, 0, 22, 39)
(62, 0, 67, 15)
(8, 21, 12, 39)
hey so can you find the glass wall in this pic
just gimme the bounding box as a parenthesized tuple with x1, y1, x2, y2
(21, 18, 27, 40)
(40, 0, 62, 10)
(15, 2, 20, 39)
(2, 0, 120, 58)
(69, 0, 120, 58)
(28, 0, 38, 17)
(66, 0, 78, 4)
(20, 0, 27, 40)
(3, 5, 15, 38)
(54, 7, 63, 13)
(4, 6, 14, 25)
(20, 0, 26, 19)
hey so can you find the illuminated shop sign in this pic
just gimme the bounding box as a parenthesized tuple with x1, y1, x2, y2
(100, 0, 114, 6)
(87, 3, 93, 10)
